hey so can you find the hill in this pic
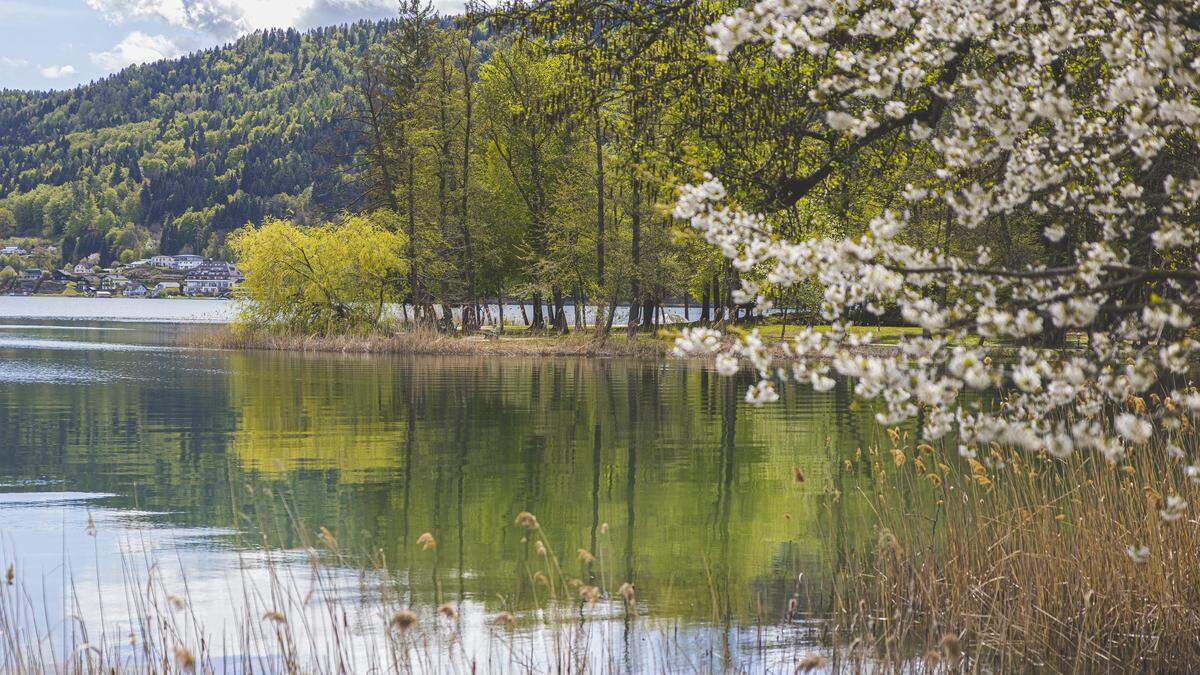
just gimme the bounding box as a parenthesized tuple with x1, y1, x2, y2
(0, 21, 392, 264)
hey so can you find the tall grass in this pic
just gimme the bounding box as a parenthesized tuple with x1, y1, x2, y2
(0, 501, 829, 674)
(181, 325, 670, 358)
(829, 404, 1200, 672)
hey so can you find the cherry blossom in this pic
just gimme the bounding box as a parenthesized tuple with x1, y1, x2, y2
(675, 0, 1200, 463)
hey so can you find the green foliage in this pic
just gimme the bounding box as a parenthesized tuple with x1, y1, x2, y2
(230, 213, 409, 334)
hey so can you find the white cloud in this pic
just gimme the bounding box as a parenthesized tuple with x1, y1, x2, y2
(39, 64, 78, 79)
(0, 56, 29, 68)
(91, 32, 182, 71)
(83, 0, 399, 38)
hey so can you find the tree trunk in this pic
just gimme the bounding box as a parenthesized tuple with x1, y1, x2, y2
(406, 149, 424, 327)
(595, 282, 619, 347)
(595, 113, 605, 291)
(724, 262, 736, 324)
(459, 43, 478, 333)
(498, 285, 506, 335)
(435, 56, 456, 335)
(530, 291, 545, 329)
(552, 286, 568, 334)
(628, 170, 642, 334)
(711, 273, 723, 323)
(780, 290, 791, 339)
(573, 283, 585, 331)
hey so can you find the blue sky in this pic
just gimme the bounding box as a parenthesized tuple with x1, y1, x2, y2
(0, 0, 465, 91)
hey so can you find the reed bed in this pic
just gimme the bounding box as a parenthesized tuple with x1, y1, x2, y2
(827, 402, 1200, 673)
(182, 325, 670, 358)
(0, 502, 829, 674)
(180, 324, 901, 361)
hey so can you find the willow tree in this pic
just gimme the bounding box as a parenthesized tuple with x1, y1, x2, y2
(231, 213, 408, 334)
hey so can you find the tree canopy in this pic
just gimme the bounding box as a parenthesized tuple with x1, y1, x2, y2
(230, 213, 408, 334)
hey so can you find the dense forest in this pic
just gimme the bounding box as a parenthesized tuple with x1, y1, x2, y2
(0, 21, 392, 264)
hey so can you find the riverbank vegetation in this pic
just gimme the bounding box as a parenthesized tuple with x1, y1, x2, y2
(230, 215, 409, 334)
(664, 0, 1200, 668)
(836, 416, 1200, 672)
(187, 323, 671, 357)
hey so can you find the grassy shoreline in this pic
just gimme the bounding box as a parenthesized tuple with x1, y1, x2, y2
(183, 326, 672, 358)
(181, 324, 907, 359)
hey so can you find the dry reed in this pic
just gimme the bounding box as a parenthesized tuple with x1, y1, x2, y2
(181, 325, 670, 358)
(828, 401, 1200, 673)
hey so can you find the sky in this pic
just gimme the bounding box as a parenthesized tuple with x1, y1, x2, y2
(0, 0, 465, 91)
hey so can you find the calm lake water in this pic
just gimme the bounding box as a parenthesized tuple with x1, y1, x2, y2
(0, 316, 890, 671)
(0, 296, 712, 326)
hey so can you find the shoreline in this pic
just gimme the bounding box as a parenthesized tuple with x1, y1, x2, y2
(182, 326, 673, 358)
(181, 325, 905, 360)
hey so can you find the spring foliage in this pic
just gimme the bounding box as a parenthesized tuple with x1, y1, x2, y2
(230, 213, 408, 334)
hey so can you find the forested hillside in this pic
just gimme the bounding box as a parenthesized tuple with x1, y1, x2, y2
(0, 21, 392, 263)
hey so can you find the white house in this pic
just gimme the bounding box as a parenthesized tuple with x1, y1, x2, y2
(173, 255, 204, 270)
(184, 264, 240, 296)
(101, 275, 131, 291)
(150, 255, 174, 267)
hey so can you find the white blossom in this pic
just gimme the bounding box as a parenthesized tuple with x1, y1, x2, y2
(714, 354, 740, 377)
(1159, 495, 1188, 523)
(684, 0, 1200, 463)
(1115, 413, 1152, 445)
(1126, 545, 1150, 563)
(745, 380, 780, 406)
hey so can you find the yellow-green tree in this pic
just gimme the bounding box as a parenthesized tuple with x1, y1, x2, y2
(230, 212, 408, 334)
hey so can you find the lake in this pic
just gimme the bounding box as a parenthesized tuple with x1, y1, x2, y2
(0, 317, 890, 671)
(0, 295, 721, 326)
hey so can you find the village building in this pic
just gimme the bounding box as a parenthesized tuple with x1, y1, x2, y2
(173, 254, 204, 270)
(152, 281, 181, 297)
(183, 262, 241, 296)
(100, 275, 131, 291)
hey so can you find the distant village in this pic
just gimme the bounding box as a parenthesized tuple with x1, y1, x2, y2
(1, 243, 243, 298)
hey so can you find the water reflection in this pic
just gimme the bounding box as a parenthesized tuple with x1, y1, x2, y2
(0, 319, 891, 668)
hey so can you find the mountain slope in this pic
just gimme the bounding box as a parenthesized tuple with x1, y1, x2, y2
(0, 21, 392, 263)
